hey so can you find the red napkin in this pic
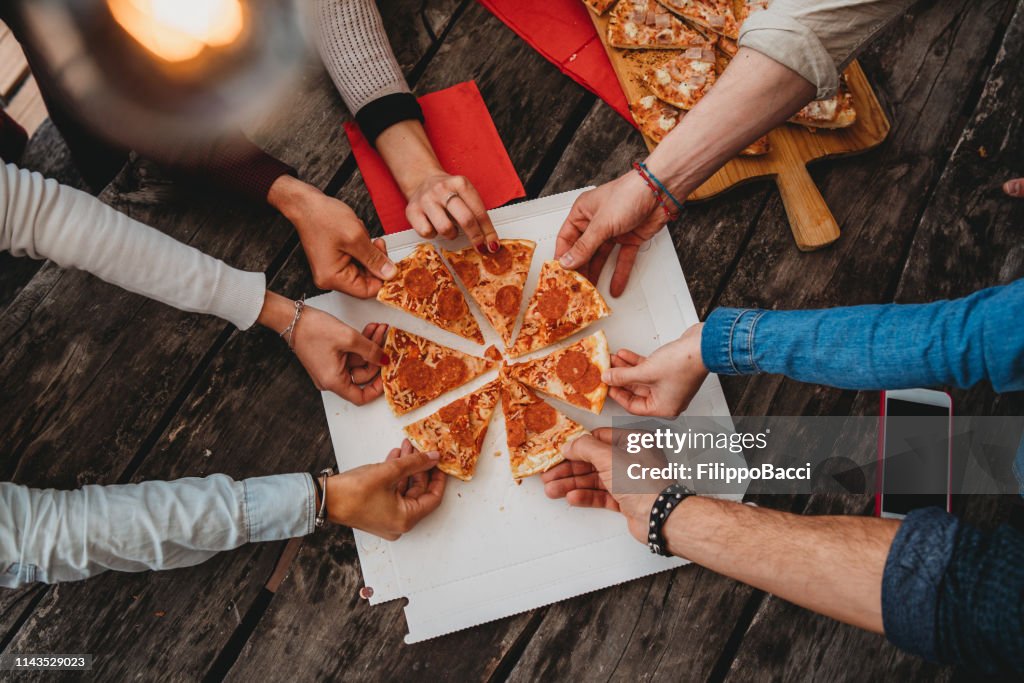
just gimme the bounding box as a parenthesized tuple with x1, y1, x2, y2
(344, 81, 526, 234)
(477, 0, 631, 122)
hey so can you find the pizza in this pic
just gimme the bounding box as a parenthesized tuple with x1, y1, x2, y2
(789, 77, 857, 129)
(608, 0, 715, 50)
(508, 260, 611, 358)
(657, 0, 740, 40)
(582, 0, 619, 14)
(376, 243, 484, 344)
(734, 0, 769, 24)
(643, 47, 718, 110)
(404, 380, 500, 481)
(630, 94, 682, 143)
(381, 328, 496, 416)
(443, 239, 536, 348)
(506, 331, 610, 414)
(741, 135, 771, 155)
(500, 375, 585, 480)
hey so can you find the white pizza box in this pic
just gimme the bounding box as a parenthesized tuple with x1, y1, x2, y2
(311, 188, 738, 643)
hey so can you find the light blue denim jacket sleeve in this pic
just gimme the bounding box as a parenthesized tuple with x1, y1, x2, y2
(0, 473, 316, 587)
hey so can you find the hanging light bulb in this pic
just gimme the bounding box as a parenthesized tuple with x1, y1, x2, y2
(106, 0, 247, 63)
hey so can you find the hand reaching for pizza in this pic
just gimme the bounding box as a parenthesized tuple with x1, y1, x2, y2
(603, 323, 708, 417)
(325, 438, 446, 540)
(405, 171, 500, 251)
(555, 171, 665, 298)
(290, 312, 389, 406)
(542, 428, 657, 545)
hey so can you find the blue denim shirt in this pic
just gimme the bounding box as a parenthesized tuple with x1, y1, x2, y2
(701, 278, 1024, 674)
(0, 473, 316, 587)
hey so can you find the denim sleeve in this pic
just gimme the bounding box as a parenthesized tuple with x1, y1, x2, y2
(882, 507, 1024, 675)
(0, 473, 315, 587)
(700, 279, 1024, 392)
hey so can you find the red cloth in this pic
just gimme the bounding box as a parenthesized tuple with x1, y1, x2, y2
(344, 81, 526, 234)
(477, 0, 631, 122)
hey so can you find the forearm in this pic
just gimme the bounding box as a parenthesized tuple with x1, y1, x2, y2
(664, 496, 898, 632)
(0, 474, 315, 587)
(375, 120, 444, 199)
(700, 280, 1024, 392)
(1, 163, 265, 329)
(644, 48, 815, 199)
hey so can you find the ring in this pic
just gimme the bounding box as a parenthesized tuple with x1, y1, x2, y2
(443, 191, 459, 209)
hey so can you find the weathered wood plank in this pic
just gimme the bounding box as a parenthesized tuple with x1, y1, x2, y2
(0, 26, 27, 98)
(5, 75, 45, 136)
(0, 1, 458, 676)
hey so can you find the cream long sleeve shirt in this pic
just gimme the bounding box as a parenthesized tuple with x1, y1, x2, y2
(739, 0, 915, 99)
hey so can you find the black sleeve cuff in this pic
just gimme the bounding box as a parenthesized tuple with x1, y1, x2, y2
(355, 93, 424, 147)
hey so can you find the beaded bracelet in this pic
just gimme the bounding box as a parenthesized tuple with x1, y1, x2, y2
(632, 162, 679, 221)
(637, 160, 685, 214)
(648, 482, 696, 556)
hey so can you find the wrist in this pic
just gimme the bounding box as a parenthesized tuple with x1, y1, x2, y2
(374, 120, 445, 198)
(256, 291, 295, 334)
(324, 473, 353, 526)
(267, 174, 321, 225)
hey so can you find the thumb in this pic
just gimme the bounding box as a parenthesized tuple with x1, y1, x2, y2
(349, 232, 397, 280)
(1004, 178, 1023, 198)
(562, 434, 610, 469)
(391, 449, 441, 479)
(602, 360, 658, 387)
(558, 224, 607, 270)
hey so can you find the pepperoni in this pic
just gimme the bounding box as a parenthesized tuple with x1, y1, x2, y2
(482, 248, 512, 275)
(453, 261, 480, 288)
(484, 345, 503, 362)
(436, 356, 468, 388)
(398, 358, 432, 393)
(437, 287, 467, 321)
(494, 285, 521, 317)
(405, 267, 436, 298)
(524, 401, 557, 433)
(507, 420, 527, 448)
(574, 364, 602, 393)
(556, 350, 589, 383)
(439, 398, 467, 423)
(537, 288, 569, 320)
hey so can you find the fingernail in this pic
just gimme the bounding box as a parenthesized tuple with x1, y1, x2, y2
(426, 450, 440, 460)
(488, 241, 500, 253)
(382, 263, 397, 279)
(379, 354, 391, 366)
(559, 253, 574, 267)
(476, 244, 487, 254)
(601, 370, 612, 383)
(1007, 180, 1022, 196)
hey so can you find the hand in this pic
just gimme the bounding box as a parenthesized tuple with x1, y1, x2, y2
(604, 323, 708, 417)
(1004, 178, 1024, 198)
(555, 171, 666, 297)
(326, 439, 446, 540)
(268, 175, 396, 298)
(542, 428, 657, 544)
(405, 171, 499, 250)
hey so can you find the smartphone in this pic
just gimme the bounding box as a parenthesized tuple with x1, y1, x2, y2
(877, 388, 953, 518)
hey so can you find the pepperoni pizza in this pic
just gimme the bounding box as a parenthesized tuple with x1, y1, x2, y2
(508, 261, 610, 358)
(443, 239, 536, 348)
(381, 328, 496, 416)
(500, 375, 585, 480)
(377, 244, 484, 344)
(404, 380, 500, 481)
(506, 331, 610, 414)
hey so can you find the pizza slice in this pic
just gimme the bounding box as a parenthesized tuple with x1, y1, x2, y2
(404, 380, 500, 481)
(740, 135, 771, 156)
(376, 243, 484, 344)
(657, 0, 740, 39)
(582, 0, 619, 14)
(506, 331, 611, 414)
(500, 375, 585, 480)
(508, 260, 611, 358)
(789, 77, 857, 129)
(734, 0, 769, 24)
(381, 328, 496, 416)
(630, 94, 682, 143)
(443, 239, 536, 348)
(643, 47, 718, 110)
(608, 0, 715, 50)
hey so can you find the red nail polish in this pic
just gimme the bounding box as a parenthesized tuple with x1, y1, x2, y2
(488, 241, 500, 253)
(379, 354, 391, 366)
(476, 244, 487, 254)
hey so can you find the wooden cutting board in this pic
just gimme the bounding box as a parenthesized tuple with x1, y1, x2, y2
(588, 9, 890, 251)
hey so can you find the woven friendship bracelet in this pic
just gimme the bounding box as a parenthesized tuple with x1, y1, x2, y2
(648, 483, 696, 556)
(631, 162, 678, 221)
(637, 160, 685, 214)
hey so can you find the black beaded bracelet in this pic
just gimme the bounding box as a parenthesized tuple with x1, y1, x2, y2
(648, 483, 696, 556)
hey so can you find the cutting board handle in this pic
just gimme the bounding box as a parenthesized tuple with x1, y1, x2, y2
(774, 164, 840, 251)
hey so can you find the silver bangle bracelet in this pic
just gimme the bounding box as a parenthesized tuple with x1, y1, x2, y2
(315, 466, 335, 529)
(280, 295, 306, 350)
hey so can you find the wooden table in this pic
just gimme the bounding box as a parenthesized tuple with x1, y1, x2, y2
(1, 1, 1022, 680)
